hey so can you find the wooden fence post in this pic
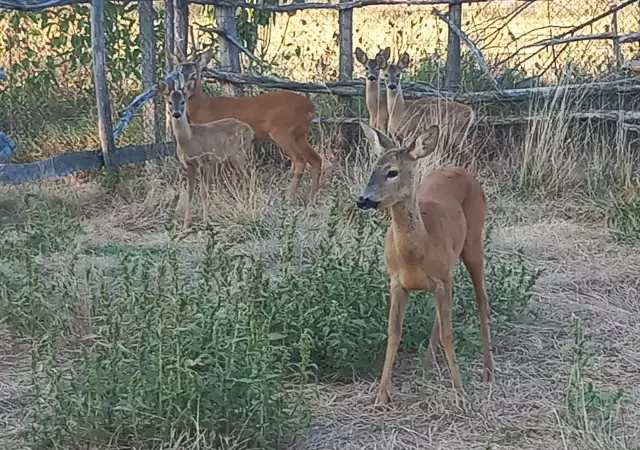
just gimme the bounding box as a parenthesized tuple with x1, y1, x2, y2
(164, 0, 175, 140)
(215, 5, 244, 96)
(445, 1, 462, 91)
(91, 0, 118, 175)
(174, 0, 189, 58)
(139, 0, 157, 144)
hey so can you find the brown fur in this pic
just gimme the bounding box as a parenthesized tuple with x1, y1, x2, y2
(377, 51, 475, 152)
(158, 76, 254, 229)
(358, 122, 493, 406)
(355, 47, 390, 132)
(169, 49, 327, 203)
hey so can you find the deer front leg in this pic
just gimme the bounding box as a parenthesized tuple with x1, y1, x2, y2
(183, 164, 197, 230)
(376, 277, 409, 407)
(434, 279, 464, 392)
(198, 165, 211, 225)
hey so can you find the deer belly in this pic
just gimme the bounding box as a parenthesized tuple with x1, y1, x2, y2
(398, 269, 433, 292)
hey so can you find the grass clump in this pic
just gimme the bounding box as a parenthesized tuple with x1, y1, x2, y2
(0, 192, 540, 449)
(562, 317, 629, 439)
(609, 194, 640, 245)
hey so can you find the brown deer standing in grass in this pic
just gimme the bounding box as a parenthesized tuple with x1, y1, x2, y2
(159, 74, 254, 229)
(169, 49, 327, 204)
(378, 50, 475, 153)
(355, 121, 493, 406)
(355, 47, 390, 132)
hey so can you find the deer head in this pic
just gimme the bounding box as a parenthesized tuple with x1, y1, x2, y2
(169, 48, 213, 98)
(355, 47, 391, 84)
(378, 51, 410, 93)
(158, 73, 188, 119)
(356, 121, 439, 210)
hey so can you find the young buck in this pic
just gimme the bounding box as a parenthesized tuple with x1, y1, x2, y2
(169, 48, 326, 203)
(378, 51, 475, 153)
(355, 47, 389, 132)
(159, 75, 254, 229)
(356, 122, 493, 406)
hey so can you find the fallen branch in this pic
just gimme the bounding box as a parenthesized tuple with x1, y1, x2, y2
(521, 31, 640, 49)
(431, 7, 500, 90)
(113, 70, 179, 138)
(199, 26, 262, 65)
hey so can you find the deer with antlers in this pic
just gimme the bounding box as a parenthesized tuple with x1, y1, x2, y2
(355, 47, 390, 132)
(377, 49, 475, 153)
(356, 121, 493, 406)
(168, 49, 327, 203)
(159, 74, 254, 229)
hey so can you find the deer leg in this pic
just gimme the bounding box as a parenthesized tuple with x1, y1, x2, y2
(183, 164, 197, 230)
(288, 160, 306, 202)
(294, 137, 322, 204)
(425, 311, 441, 366)
(462, 244, 493, 383)
(376, 278, 409, 406)
(434, 279, 464, 392)
(198, 165, 210, 224)
(229, 151, 248, 180)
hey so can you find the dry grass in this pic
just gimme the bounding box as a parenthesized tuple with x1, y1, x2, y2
(1, 124, 639, 449)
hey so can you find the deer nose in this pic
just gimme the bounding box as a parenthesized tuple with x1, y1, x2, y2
(367, 75, 377, 82)
(172, 112, 181, 119)
(356, 196, 379, 210)
(387, 84, 397, 91)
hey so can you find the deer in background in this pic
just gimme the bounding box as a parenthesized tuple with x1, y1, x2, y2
(159, 74, 254, 229)
(355, 47, 389, 132)
(169, 49, 327, 204)
(378, 50, 475, 154)
(356, 121, 493, 406)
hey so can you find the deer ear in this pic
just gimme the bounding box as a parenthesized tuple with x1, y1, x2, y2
(397, 52, 411, 70)
(195, 48, 213, 71)
(355, 47, 368, 65)
(360, 121, 396, 156)
(376, 52, 388, 70)
(381, 46, 391, 61)
(157, 79, 171, 96)
(408, 125, 439, 160)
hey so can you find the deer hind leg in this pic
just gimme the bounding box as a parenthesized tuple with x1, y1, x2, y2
(199, 165, 212, 225)
(269, 129, 304, 200)
(434, 279, 464, 392)
(183, 164, 197, 230)
(296, 138, 322, 205)
(461, 240, 493, 383)
(376, 278, 409, 406)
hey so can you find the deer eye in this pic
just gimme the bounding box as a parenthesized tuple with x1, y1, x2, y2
(386, 170, 399, 179)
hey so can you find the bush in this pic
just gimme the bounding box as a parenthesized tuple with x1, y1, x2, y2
(0, 193, 540, 449)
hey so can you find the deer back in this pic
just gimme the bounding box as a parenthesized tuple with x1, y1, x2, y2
(392, 99, 474, 142)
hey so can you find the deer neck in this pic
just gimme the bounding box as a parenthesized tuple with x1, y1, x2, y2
(185, 83, 216, 123)
(389, 191, 428, 250)
(365, 80, 383, 116)
(387, 86, 407, 124)
(171, 113, 192, 143)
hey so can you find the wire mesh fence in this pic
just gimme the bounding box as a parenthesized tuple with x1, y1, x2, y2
(2, 0, 640, 163)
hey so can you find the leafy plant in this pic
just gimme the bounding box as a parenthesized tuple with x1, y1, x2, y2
(563, 317, 629, 434)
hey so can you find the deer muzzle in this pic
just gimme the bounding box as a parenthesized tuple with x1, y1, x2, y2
(356, 196, 380, 210)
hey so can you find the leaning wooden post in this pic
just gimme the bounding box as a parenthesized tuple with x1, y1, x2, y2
(91, 0, 118, 175)
(445, 0, 462, 91)
(139, 0, 157, 143)
(164, 0, 175, 140)
(215, 4, 244, 96)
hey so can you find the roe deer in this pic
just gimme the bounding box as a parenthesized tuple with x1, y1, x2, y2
(378, 51, 475, 154)
(159, 75, 254, 229)
(355, 122, 493, 406)
(355, 47, 389, 132)
(169, 48, 327, 203)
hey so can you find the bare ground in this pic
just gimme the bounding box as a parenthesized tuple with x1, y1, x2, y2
(0, 178, 639, 450)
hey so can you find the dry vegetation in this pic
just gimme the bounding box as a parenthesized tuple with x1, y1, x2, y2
(2, 1, 640, 449)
